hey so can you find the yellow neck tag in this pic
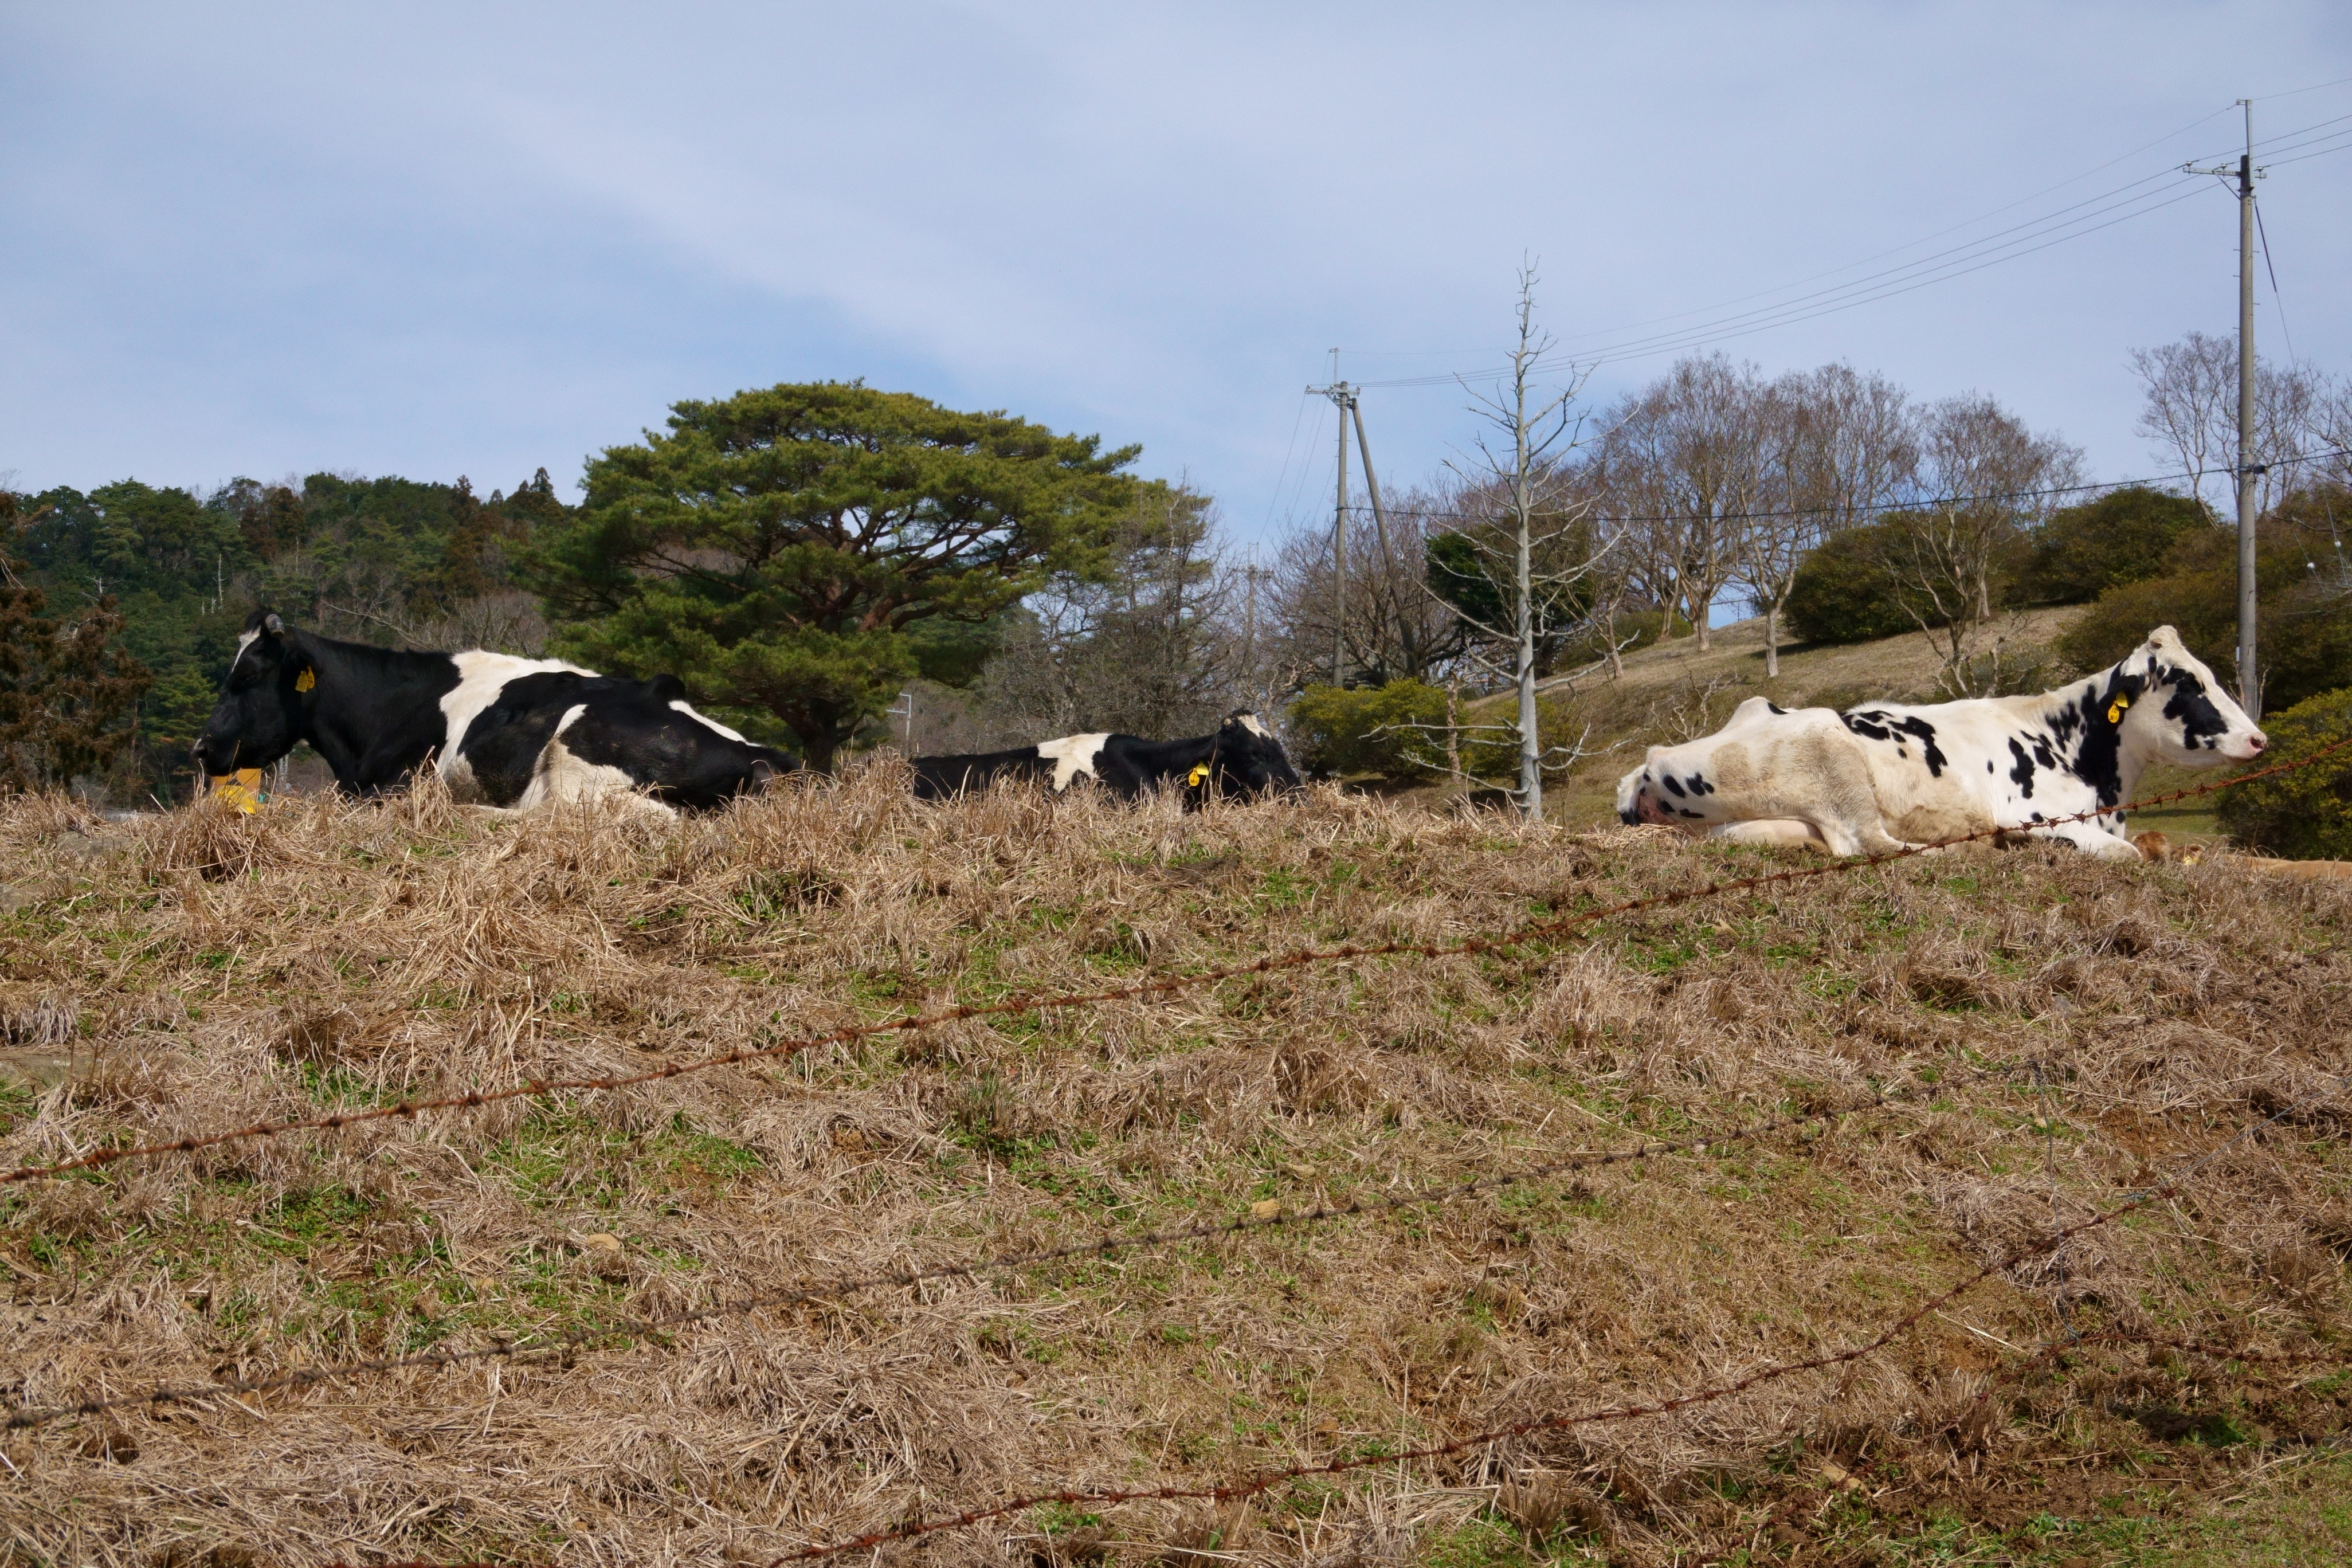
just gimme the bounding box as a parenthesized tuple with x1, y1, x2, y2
(295, 667, 316, 692)
(1186, 763, 1211, 787)
(210, 769, 266, 813)
(2106, 692, 2130, 723)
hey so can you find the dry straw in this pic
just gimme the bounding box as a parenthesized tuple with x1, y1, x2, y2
(10, 735, 2345, 1189)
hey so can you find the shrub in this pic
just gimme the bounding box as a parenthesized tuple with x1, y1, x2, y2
(2019, 486, 2206, 605)
(2057, 516, 2352, 711)
(1785, 520, 1931, 645)
(1288, 681, 1449, 781)
(2215, 686, 2352, 859)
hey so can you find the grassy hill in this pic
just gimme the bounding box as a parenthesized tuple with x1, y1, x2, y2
(3, 777, 2347, 1565)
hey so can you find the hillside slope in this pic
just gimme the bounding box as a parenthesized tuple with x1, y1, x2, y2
(2, 777, 2347, 1566)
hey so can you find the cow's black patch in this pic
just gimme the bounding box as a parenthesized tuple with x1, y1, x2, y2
(2071, 671, 2146, 807)
(2007, 736, 2036, 798)
(1766, 701, 1787, 715)
(1661, 774, 1687, 798)
(1840, 710, 1892, 743)
(1684, 773, 1712, 795)
(2159, 666, 2232, 750)
(1840, 709, 1946, 776)
(1894, 716, 1947, 776)
(1677, 807, 1704, 820)
(1985, 760, 1994, 774)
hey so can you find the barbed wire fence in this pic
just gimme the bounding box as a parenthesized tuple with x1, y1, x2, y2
(5, 738, 2349, 1565)
(291, 1064, 2347, 1568)
(9, 735, 2348, 1190)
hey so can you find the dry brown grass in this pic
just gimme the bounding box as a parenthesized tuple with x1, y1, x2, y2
(1, 768, 2348, 1567)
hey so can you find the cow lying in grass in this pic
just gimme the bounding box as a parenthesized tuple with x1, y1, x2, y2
(191, 610, 795, 812)
(1614, 626, 2265, 860)
(912, 711, 1303, 807)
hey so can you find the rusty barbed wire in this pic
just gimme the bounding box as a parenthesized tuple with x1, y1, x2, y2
(323, 1315, 2352, 1568)
(9, 739, 2346, 1189)
(3, 1096, 1885, 1431)
(298, 1065, 2342, 1568)
(727, 1064, 2351, 1563)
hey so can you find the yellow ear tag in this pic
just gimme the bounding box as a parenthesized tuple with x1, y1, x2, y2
(1186, 763, 1211, 787)
(295, 667, 316, 692)
(210, 769, 266, 814)
(2107, 693, 2130, 723)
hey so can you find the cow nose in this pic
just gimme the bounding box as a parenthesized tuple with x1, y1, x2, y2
(2247, 731, 2267, 754)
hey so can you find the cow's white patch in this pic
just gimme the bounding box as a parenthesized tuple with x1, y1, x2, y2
(515, 704, 671, 815)
(1034, 733, 1111, 791)
(669, 699, 747, 743)
(1236, 712, 1271, 740)
(436, 650, 596, 793)
(1708, 819, 1825, 848)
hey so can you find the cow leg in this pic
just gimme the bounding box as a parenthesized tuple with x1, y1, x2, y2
(1707, 819, 1827, 850)
(2026, 821, 2142, 861)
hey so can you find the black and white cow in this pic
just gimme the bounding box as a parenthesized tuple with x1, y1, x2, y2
(191, 610, 795, 812)
(1614, 626, 2265, 860)
(911, 711, 1303, 807)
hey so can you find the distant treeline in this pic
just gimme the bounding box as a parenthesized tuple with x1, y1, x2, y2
(5, 470, 567, 798)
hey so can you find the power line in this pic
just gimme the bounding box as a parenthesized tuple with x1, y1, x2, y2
(1310, 443, 2352, 530)
(1350, 103, 2352, 394)
(1362, 175, 2213, 388)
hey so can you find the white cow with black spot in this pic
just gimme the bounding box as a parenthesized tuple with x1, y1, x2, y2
(1614, 627, 2265, 860)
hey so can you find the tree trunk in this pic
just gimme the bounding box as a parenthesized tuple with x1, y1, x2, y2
(1692, 586, 1712, 652)
(1515, 378, 1541, 822)
(1445, 672, 1463, 785)
(1763, 600, 1780, 678)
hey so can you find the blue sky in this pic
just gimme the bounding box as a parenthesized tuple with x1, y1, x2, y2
(5, 3, 2349, 550)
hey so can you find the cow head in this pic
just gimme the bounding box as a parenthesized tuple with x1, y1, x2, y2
(2110, 626, 2265, 766)
(1616, 747, 1704, 829)
(191, 610, 311, 778)
(1189, 711, 1304, 805)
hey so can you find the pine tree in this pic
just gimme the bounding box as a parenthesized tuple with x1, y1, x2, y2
(534, 383, 1138, 769)
(0, 498, 153, 793)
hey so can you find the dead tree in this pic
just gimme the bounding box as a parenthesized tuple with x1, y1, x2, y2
(1430, 266, 1613, 820)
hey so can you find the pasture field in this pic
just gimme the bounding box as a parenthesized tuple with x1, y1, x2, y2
(2, 773, 2349, 1567)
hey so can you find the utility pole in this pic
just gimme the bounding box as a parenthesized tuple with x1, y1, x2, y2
(887, 689, 916, 756)
(2190, 101, 2267, 717)
(1242, 560, 1261, 667)
(1349, 398, 1394, 593)
(1307, 352, 1353, 687)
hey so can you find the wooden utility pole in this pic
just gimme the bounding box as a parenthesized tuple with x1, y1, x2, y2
(2190, 101, 2266, 717)
(1308, 353, 1354, 686)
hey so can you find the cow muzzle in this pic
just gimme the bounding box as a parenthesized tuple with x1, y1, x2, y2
(1631, 788, 1675, 826)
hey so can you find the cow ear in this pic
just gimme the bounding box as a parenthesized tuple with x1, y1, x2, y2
(263, 612, 285, 638)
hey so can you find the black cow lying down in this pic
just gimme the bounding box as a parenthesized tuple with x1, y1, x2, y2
(191, 610, 795, 812)
(912, 711, 1302, 808)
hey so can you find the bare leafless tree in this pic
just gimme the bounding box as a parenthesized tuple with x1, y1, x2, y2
(2132, 332, 2327, 516)
(1742, 364, 1916, 676)
(1435, 266, 1612, 819)
(1597, 353, 1767, 653)
(1884, 393, 2082, 694)
(1269, 485, 1468, 688)
(967, 484, 1244, 742)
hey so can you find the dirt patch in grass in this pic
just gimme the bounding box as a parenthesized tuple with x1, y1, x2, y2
(0, 769, 2347, 1566)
